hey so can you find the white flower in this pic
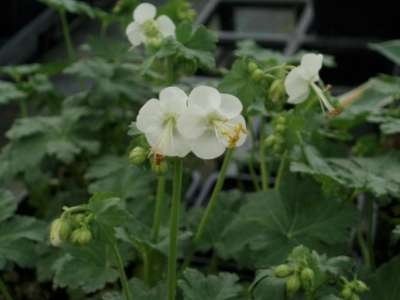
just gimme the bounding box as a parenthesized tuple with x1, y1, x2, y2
(284, 53, 335, 112)
(126, 3, 175, 48)
(177, 86, 247, 160)
(136, 87, 190, 157)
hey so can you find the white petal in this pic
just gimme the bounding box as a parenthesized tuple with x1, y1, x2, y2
(299, 53, 323, 81)
(133, 3, 156, 24)
(218, 93, 243, 118)
(126, 22, 143, 47)
(159, 86, 187, 114)
(156, 15, 176, 37)
(188, 86, 221, 112)
(145, 127, 190, 157)
(190, 130, 226, 160)
(177, 106, 208, 139)
(284, 67, 310, 104)
(136, 99, 163, 133)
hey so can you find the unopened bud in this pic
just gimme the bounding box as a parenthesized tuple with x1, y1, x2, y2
(269, 79, 285, 103)
(151, 159, 168, 174)
(341, 287, 353, 299)
(248, 62, 258, 73)
(129, 146, 148, 165)
(251, 69, 264, 81)
(300, 268, 314, 288)
(70, 227, 92, 246)
(264, 135, 276, 147)
(50, 218, 63, 247)
(274, 264, 292, 278)
(286, 274, 301, 296)
(276, 115, 286, 125)
(275, 123, 286, 133)
(353, 280, 368, 293)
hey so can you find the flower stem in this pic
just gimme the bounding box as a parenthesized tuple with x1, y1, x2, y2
(58, 9, 75, 60)
(193, 148, 233, 244)
(142, 248, 150, 285)
(259, 138, 269, 191)
(275, 150, 288, 190)
(167, 159, 183, 300)
(248, 118, 261, 191)
(0, 278, 13, 300)
(152, 175, 166, 241)
(102, 226, 132, 300)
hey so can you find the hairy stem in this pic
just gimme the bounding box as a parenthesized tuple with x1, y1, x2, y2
(152, 175, 166, 241)
(58, 9, 75, 60)
(275, 150, 288, 190)
(193, 148, 233, 244)
(167, 159, 183, 300)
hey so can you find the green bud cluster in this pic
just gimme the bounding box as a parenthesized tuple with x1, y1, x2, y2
(341, 279, 368, 300)
(264, 114, 287, 154)
(177, 1, 196, 22)
(268, 79, 286, 103)
(248, 62, 265, 82)
(49, 208, 93, 247)
(273, 263, 315, 297)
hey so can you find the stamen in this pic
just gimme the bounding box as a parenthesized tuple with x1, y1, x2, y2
(213, 119, 247, 148)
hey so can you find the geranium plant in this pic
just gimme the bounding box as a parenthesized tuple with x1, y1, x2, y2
(0, 1, 399, 300)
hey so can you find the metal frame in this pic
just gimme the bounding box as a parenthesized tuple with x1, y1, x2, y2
(196, 0, 391, 58)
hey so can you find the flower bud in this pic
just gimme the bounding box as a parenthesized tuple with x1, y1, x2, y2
(353, 280, 368, 293)
(341, 287, 353, 299)
(274, 264, 292, 278)
(50, 218, 63, 247)
(148, 37, 162, 48)
(269, 79, 285, 103)
(350, 294, 360, 300)
(70, 227, 92, 246)
(251, 69, 264, 82)
(129, 146, 148, 165)
(248, 62, 258, 73)
(286, 274, 301, 296)
(275, 123, 286, 133)
(264, 135, 277, 147)
(300, 268, 314, 288)
(58, 218, 73, 240)
(151, 160, 168, 175)
(276, 115, 286, 125)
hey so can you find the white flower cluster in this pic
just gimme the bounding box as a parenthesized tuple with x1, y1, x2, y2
(126, 3, 175, 48)
(136, 86, 247, 160)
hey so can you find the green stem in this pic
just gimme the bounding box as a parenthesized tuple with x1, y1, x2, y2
(275, 151, 288, 191)
(103, 227, 132, 300)
(18, 98, 28, 118)
(142, 248, 150, 286)
(193, 148, 233, 244)
(0, 278, 13, 300)
(357, 228, 371, 268)
(365, 199, 375, 268)
(248, 118, 261, 191)
(152, 176, 166, 241)
(259, 138, 269, 191)
(58, 9, 75, 60)
(167, 159, 183, 300)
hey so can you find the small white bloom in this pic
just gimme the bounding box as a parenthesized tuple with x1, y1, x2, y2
(284, 53, 335, 112)
(136, 87, 190, 157)
(177, 86, 247, 160)
(126, 2, 175, 48)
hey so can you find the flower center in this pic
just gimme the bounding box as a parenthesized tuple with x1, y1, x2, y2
(211, 117, 247, 148)
(142, 20, 160, 38)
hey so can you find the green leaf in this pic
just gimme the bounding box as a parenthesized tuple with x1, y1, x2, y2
(217, 178, 357, 267)
(219, 59, 265, 107)
(52, 241, 119, 293)
(291, 145, 400, 198)
(85, 155, 152, 201)
(0, 190, 17, 222)
(129, 279, 166, 300)
(369, 40, 400, 65)
(0, 216, 46, 269)
(178, 268, 243, 300)
(0, 81, 26, 105)
(365, 256, 400, 300)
